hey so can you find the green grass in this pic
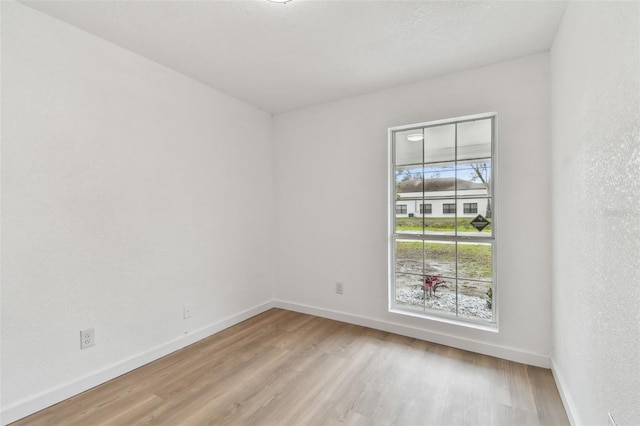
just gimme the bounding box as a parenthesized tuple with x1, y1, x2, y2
(395, 240, 492, 279)
(395, 216, 492, 233)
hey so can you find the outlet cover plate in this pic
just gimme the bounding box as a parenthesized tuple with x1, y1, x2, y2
(80, 328, 95, 349)
(184, 304, 193, 319)
(336, 282, 344, 294)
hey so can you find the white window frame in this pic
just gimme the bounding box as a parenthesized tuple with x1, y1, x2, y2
(388, 113, 498, 328)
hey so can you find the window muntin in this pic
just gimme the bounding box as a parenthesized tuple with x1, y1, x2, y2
(390, 113, 496, 324)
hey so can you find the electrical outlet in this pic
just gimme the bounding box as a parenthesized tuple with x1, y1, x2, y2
(335, 282, 344, 294)
(183, 304, 192, 319)
(80, 328, 95, 349)
(608, 413, 617, 426)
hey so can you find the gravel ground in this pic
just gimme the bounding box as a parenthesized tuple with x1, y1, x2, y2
(396, 287, 492, 320)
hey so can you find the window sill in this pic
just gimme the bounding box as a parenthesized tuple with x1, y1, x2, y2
(389, 307, 498, 333)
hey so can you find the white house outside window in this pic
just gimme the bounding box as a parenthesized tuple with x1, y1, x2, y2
(389, 113, 496, 324)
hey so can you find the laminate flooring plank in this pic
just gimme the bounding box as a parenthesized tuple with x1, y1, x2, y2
(153, 315, 343, 424)
(490, 402, 541, 426)
(196, 318, 344, 424)
(150, 312, 308, 405)
(322, 342, 389, 423)
(91, 394, 166, 426)
(528, 365, 570, 425)
(503, 361, 538, 414)
(11, 309, 569, 426)
(445, 348, 499, 425)
(291, 337, 382, 424)
(156, 347, 293, 425)
(231, 320, 349, 424)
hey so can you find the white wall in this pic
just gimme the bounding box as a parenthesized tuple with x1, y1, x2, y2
(550, 2, 640, 425)
(11, 2, 639, 424)
(1, 2, 275, 421)
(273, 53, 553, 365)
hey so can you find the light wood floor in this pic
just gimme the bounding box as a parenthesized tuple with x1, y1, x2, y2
(13, 309, 569, 425)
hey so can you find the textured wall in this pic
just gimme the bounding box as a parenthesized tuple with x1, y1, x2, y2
(551, 2, 640, 424)
(1, 2, 274, 413)
(274, 53, 553, 360)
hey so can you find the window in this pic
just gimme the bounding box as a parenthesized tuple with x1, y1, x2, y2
(464, 203, 478, 214)
(390, 113, 495, 324)
(443, 203, 456, 214)
(395, 205, 407, 214)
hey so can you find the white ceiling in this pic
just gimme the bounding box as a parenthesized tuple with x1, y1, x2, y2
(21, 0, 567, 114)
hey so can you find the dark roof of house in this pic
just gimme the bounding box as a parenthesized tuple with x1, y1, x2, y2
(397, 177, 486, 193)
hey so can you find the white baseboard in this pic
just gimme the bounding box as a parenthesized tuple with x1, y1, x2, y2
(2, 300, 553, 425)
(551, 359, 580, 425)
(0, 301, 275, 426)
(274, 300, 551, 368)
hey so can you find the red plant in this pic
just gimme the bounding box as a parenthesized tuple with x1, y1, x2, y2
(423, 274, 448, 297)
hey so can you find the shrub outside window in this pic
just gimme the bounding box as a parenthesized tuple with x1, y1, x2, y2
(389, 113, 496, 325)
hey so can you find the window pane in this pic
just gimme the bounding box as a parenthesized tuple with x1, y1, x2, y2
(456, 203, 492, 236)
(395, 165, 423, 233)
(395, 240, 423, 275)
(396, 165, 424, 191)
(395, 272, 425, 310)
(457, 242, 493, 281)
(456, 161, 491, 204)
(457, 160, 492, 181)
(424, 240, 456, 279)
(396, 272, 456, 314)
(420, 163, 456, 235)
(457, 119, 492, 161)
(395, 130, 423, 166)
(421, 199, 457, 236)
(456, 160, 492, 236)
(458, 279, 493, 321)
(424, 124, 455, 163)
(424, 279, 456, 315)
(423, 200, 456, 236)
